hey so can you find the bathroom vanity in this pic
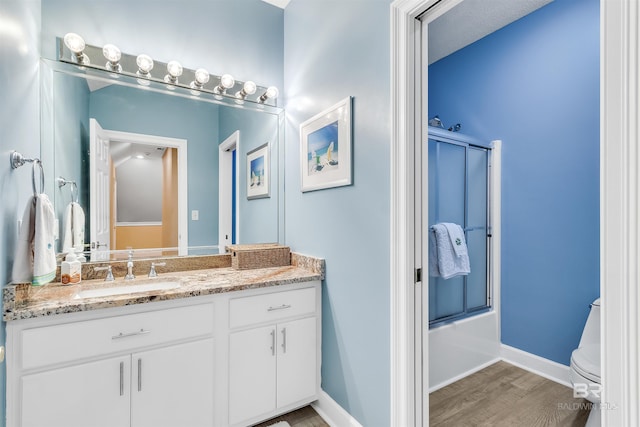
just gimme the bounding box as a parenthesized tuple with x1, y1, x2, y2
(3, 254, 323, 427)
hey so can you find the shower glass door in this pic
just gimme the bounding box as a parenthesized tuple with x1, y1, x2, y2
(428, 136, 491, 326)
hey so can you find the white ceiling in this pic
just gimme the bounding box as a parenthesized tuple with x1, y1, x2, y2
(260, 0, 291, 9)
(428, 0, 553, 64)
(262, 0, 553, 63)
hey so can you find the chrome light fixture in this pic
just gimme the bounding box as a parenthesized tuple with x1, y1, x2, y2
(236, 81, 257, 100)
(164, 60, 183, 84)
(63, 33, 89, 65)
(214, 74, 235, 94)
(259, 86, 279, 103)
(58, 34, 280, 106)
(103, 44, 122, 72)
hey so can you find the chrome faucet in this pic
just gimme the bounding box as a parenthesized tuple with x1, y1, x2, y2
(125, 250, 135, 280)
(148, 262, 166, 278)
(94, 265, 114, 281)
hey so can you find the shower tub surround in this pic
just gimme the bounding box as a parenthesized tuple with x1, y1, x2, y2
(4, 252, 324, 427)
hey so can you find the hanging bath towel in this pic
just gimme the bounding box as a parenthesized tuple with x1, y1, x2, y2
(12, 194, 57, 285)
(62, 201, 85, 253)
(429, 223, 471, 280)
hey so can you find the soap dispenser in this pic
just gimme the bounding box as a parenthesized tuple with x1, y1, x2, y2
(61, 249, 81, 284)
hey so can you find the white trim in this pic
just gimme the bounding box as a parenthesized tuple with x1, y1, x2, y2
(428, 358, 501, 393)
(390, 1, 466, 425)
(115, 222, 162, 227)
(102, 127, 188, 256)
(490, 140, 502, 334)
(601, 0, 640, 425)
(219, 131, 240, 250)
(311, 390, 363, 427)
(501, 345, 572, 388)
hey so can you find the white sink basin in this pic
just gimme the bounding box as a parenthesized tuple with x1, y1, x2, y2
(73, 281, 181, 300)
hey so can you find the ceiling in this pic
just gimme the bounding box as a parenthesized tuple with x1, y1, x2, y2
(427, 0, 553, 64)
(259, 0, 553, 65)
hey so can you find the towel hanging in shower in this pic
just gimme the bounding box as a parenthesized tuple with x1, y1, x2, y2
(429, 223, 470, 280)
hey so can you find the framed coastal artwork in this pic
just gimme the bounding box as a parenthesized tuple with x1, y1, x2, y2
(300, 96, 353, 192)
(246, 142, 270, 199)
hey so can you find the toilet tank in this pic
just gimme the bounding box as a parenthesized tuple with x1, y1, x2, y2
(578, 298, 600, 348)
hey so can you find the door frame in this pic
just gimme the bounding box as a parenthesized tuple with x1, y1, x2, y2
(219, 130, 240, 251)
(389, 0, 640, 426)
(96, 124, 188, 256)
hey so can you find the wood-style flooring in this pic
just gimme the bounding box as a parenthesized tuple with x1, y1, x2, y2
(254, 406, 330, 427)
(430, 361, 592, 427)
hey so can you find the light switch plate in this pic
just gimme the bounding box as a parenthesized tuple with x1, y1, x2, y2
(0, 346, 5, 363)
(191, 210, 199, 221)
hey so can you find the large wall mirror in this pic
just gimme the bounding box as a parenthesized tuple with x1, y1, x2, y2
(41, 59, 285, 262)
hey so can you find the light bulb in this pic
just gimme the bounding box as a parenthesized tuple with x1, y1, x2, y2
(103, 44, 122, 72)
(191, 68, 210, 89)
(136, 54, 154, 75)
(164, 60, 183, 84)
(63, 32, 89, 65)
(259, 86, 279, 103)
(235, 80, 257, 99)
(63, 33, 85, 54)
(215, 74, 235, 94)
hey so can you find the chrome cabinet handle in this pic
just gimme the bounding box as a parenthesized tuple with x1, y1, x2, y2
(270, 330, 275, 356)
(267, 304, 292, 312)
(137, 358, 142, 392)
(119, 361, 124, 396)
(281, 328, 287, 354)
(112, 329, 151, 340)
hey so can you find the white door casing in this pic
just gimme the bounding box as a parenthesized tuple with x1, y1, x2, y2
(90, 118, 111, 261)
(219, 131, 240, 251)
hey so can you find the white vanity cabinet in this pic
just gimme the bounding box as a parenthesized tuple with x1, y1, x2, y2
(6, 280, 321, 427)
(228, 286, 320, 426)
(7, 303, 215, 427)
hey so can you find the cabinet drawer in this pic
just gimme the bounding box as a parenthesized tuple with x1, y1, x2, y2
(229, 287, 316, 329)
(21, 303, 213, 370)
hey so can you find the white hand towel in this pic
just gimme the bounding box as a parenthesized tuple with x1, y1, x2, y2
(12, 195, 57, 285)
(442, 222, 468, 257)
(431, 223, 471, 280)
(62, 202, 85, 253)
(429, 228, 440, 277)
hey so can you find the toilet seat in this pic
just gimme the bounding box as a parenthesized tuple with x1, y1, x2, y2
(571, 344, 601, 384)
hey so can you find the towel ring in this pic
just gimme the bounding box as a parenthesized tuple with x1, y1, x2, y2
(32, 159, 45, 196)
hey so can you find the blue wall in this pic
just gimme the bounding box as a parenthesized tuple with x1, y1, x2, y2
(428, 0, 600, 365)
(0, 1, 42, 425)
(90, 85, 221, 247)
(284, 1, 391, 425)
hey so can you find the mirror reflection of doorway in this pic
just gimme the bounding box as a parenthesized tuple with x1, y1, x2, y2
(89, 118, 187, 260)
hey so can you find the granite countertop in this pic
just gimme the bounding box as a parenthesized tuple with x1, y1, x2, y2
(3, 253, 324, 322)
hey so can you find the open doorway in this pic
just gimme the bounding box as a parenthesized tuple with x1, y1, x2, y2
(389, 0, 637, 426)
(89, 118, 188, 259)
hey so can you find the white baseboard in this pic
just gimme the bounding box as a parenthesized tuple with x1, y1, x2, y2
(311, 390, 363, 427)
(428, 357, 502, 393)
(501, 344, 571, 387)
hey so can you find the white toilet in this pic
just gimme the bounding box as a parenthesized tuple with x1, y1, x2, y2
(569, 298, 601, 427)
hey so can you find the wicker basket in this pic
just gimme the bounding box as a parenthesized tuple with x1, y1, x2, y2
(226, 243, 291, 270)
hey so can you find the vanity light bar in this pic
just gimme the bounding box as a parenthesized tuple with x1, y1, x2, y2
(57, 34, 279, 107)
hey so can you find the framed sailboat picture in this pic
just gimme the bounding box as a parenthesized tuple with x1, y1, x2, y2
(300, 96, 353, 192)
(246, 142, 270, 199)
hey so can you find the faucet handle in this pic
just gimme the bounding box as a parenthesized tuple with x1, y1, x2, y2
(148, 262, 166, 278)
(94, 265, 114, 281)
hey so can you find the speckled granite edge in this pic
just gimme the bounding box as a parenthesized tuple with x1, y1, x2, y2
(291, 253, 325, 280)
(3, 253, 325, 322)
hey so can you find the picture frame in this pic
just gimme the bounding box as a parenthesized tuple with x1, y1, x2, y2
(300, 96, 353, 192)
(246, 142, 270, 199)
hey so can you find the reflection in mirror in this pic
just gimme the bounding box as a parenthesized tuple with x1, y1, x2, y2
(41, 60, 284, 262)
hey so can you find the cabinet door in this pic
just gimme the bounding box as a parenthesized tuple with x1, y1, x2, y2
(277, 316, 318, 408)
(131, 338, 214, 427)
(22, 355, 130, 427)
(229, 325, 277, 425)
